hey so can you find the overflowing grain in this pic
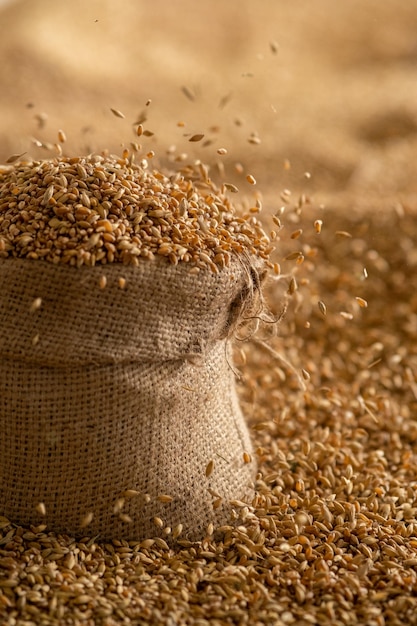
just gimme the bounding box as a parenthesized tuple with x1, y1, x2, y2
(0, 154, 271, 270)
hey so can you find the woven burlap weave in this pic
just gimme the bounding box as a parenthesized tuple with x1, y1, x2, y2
(0, 256, 259, 540)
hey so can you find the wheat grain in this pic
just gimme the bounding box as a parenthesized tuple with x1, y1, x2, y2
(0, 154, 270, 270)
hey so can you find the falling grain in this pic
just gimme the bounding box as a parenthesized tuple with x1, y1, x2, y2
(243, 451, 252, 464)
(355, 296, 368, 308)
(30, 297, 42, 312)
(205, 459, 215, 478)
(314, 219, 323, 234)
(270, 40, 279, 54)
(113, 498, 125, 514)
(35, 502, 46, 516)
(218, 92, 233, 109)
(181, 86, 195, 101)
(172, 523, 183, 539)
(6, 152, 26, 163)
(318, 300, 327, 316)
(157, 495, 174, 503)
(110, 108, 125, 119)
(248, 134, 261, 145)
(336, 230, 352, 238)
(288, 277, 298, 295)
(153, 517, 164, 529)
(224, 183, 239, 193)
(80, 512, 93, 528)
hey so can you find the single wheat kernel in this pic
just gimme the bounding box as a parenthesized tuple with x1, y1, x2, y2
(356, 297, 368, 308)
(113, 498, 125, 514)
(80, 512, 94, 528)
(110, 108, 125, 119)
(6, 152, 26, 163)
(153, 517, 164, 529)
(301, 369, 310, 381)
(172, 523, 183, 539)
(181, 85, 195, 101)
(243, 452, 252, 464)
(30, 297, 42, 312)
(205, 460, 215, 478)
(270, 40, 279, 54)
(285, 251, 303, 261)
(336, 230, 352, 238)
(314, 219, 323, 234)
(121, 489, 139, 498)
(318, 300, 327, 316)
(224, 183, 239, 193)
(157, 495, 174, 503)
(288, 277, 298, 295)
(36, 502, 46, 516)
(189, 134, 205, 142)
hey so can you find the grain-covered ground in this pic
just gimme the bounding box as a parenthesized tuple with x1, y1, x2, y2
(1, 0, 417, 624)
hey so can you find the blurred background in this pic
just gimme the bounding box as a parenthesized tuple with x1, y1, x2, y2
(0, 0, 416, 208)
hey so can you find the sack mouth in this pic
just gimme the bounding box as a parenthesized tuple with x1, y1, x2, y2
(0, 255, 265, 366)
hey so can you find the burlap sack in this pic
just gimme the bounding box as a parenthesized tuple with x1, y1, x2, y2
(0, 255, 261, 541)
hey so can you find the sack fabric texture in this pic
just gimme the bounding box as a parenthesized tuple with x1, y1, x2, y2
(0, 256, 260, 541)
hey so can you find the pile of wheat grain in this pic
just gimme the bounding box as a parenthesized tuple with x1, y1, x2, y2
(0, 193, 416, 624)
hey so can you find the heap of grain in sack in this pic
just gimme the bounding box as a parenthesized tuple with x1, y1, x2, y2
(0, 151, 273, 542)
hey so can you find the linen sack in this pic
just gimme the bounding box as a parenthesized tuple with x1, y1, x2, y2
(0, 256, 260, 540)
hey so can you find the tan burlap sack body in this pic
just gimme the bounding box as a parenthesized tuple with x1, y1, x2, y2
(0, 255, 260, 541)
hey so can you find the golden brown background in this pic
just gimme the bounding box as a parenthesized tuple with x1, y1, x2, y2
(1, 0, 416, 207)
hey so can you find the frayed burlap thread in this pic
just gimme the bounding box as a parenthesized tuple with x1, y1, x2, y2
(0, 256, 260, 541)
